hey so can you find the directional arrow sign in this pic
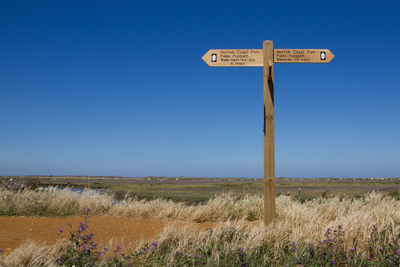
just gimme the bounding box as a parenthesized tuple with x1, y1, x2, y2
(202, 49, 334, 66)
(274, 49, 335, 63)
(202, 41, 335, 226)
(202, 49, 263, 67)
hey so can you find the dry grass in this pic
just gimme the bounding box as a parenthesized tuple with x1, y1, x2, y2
(1, 188, 400, 266)
(0, 241, 57, 266)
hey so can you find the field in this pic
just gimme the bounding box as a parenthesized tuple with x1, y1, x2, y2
(3, 175, 400, 202)
(1, 176, 400, 266)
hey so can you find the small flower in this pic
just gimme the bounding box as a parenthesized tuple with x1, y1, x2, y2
(240, 247, 244, 253)
(379, 247, 383, 251)
(332, 259, 335, 264)
(117, 245, 122, 250)
(59, 228, 63, 233)
(0, 249, 4, 254)
(152, 242, 157, 247)
(367, 257, 371, 261)
(97, 252, 102, 257)
(396, 249, 400, 255)
(86, 207, 91, 214)
(350, 248, 355, 252)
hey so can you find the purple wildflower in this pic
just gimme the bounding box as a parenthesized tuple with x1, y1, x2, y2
(152, 242, 157, 247)
(332, 259, 335, 264)
(379, 247, 383, 251)
(0, 249, 4, 254)
(59, 228, 63, 233)
(396, 249, 400, 255)
(117, 245, 122, 250)
(350, 248, 355, 252)
(98, 252, 102, 257)
(241, 248, 244, 253)
(86, 207, 91, 214)
(368, 257, 371, 261)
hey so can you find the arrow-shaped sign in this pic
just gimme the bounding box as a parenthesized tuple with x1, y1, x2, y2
(202, 49, 263, 67)
(274, 49, 334, 63)
(202, 49, 334, 66)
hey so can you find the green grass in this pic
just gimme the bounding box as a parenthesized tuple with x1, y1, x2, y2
(2, 176, 400, 204)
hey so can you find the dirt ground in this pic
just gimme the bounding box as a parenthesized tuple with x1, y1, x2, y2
(0, 216, 214, 253)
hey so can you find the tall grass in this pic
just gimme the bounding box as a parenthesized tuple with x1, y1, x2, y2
(0, 187, 263, 221)
(1, 188, 400, 265)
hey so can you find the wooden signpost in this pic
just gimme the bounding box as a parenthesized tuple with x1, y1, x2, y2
(202, 41, 335, 226)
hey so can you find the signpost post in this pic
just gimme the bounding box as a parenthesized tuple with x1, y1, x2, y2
(202, 40, 334, 226)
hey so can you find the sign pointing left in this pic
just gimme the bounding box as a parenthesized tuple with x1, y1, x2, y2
(202, 49, 263, 67)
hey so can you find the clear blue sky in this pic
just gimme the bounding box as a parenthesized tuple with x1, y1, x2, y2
(1, 0, 399, 178)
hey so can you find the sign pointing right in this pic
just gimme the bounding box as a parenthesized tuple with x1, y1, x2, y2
(274, 49, 335, 63)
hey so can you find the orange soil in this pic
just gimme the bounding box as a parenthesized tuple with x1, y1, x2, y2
(0, 216, 214, 253)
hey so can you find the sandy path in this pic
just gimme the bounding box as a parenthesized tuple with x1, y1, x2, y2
(0, 216, 214, 253)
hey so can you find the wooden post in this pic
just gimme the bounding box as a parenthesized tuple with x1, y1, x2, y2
(263, 40, 275, 226)
(201, 42, 334, 226)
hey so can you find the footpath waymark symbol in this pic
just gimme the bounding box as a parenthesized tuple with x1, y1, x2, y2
(202, 41, 335, 226)
(321, 51, 326, 60)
